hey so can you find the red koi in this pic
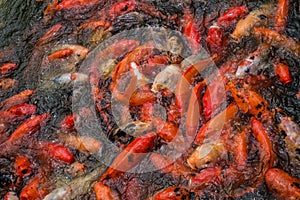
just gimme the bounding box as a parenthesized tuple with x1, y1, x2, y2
(100, 132, 156, 180)
(202, 79, 226, 120)
(56, 0, 100, 10)
(217, 6, 248, 30)
(7, 103, 37, 117)
(0, 90, 34, 111)
(0, 113, 50, 157)
(0, 103, 37, 125)
(129, 84, 156, 106)
(189, 166, 222, 189)
(175, 55, 217, 115)
(167, 101, 181, 125)
(206, 25, 228, 55)
(251, 117, 275, 168)
(142, 54, 168, 77)
(37, 24, 63, 46)
(265, 168, 300, 199)
(19, 173, 48, 200)
(139, 102, 155, 122)
(230, 128, 249, 167)
(59, 114, 75, 132)
(37, 142, 74, 164)
(108, 0, 137, 20)
(181, 8, 201, 54)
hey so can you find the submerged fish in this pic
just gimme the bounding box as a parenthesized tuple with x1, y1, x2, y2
(276, 109, 300, 168)
(43, 165, 107, 200)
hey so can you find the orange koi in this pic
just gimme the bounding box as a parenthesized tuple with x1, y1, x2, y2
(226, 82, 270, 117)
(231, 3, 275, 41)
(275, 0, 289, 32)
(0, 78, 17, 91)
(0, 63, 17, 78)
(274, 62, 292, 85)
(47, 48, 74, 60)
(14, 156, 32, 178)
(94, 182, 120, 200)
(152, 186, 191, 200)
(253, 27, 300, 59)
(194, 104, 238, 145)
(186, 81, 206, 139)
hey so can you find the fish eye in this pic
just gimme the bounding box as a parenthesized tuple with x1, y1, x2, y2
(236, 84, 243, 88)
(244, 67, 250, 73)
(258, 14, 267, 20)
(249, 56, 255, 60)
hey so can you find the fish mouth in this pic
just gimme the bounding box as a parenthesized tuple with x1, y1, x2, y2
(229, 34, 241, 43)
